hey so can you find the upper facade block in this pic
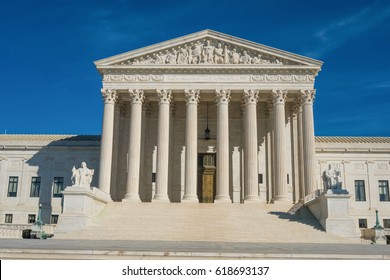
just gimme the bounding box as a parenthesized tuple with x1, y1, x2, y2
(94, 30, 323, 93)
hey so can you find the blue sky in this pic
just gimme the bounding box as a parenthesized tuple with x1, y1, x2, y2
(0, 0, 389, 136)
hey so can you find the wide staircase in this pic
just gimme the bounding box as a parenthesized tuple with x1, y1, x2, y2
(55, 202, 356, 243)
(55, 201, 356, 243)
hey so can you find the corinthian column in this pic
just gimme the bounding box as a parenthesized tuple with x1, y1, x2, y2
(154, 89, 172, 202)
(243, 89, 260, 202)
(272, 89, 288, 201)
(294, 98, 305, 200)
(300, 89, 317, 195)
(183, 89, 200, 202)
(215, 89, 231, 203)
(124, 89, 144, 201)
(98, 88, 118, 196)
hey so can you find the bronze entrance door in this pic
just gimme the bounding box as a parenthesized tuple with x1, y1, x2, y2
(197, 154, 216, 203)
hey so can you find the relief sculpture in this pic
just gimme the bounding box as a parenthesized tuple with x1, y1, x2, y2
(122, 38, 286, 66)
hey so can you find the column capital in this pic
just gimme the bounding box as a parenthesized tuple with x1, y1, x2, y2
(271, 89, 287, 105)
(157, 89, 172, 105)
(242, 89, 259, 105)
(215, 89, 231, 105)
(300, 89, 316, 105)
(292, 96, 304, 115)
(129, 89, 145, 104)
(101, 88, 118, 104)
(184, 89, 200, 105)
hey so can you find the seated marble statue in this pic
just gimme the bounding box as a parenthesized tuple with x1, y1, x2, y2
(71, 162, 94, 188)
(323, 164, 341, 190)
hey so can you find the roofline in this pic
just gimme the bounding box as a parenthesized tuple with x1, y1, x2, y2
(94, 29, 323, 67)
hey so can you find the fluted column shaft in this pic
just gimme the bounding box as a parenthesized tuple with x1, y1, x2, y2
(124, 90, 144, 201)
(300, 89, 317, 195)
(295, 102, 305, 199)
(183, 89, 200, 202)
(243, 90, 260, 202)
(154, 89, 172, 202)
(272, 89, 288, 201)
(215, 90, 231, 202)
(98, 88, 117, 195)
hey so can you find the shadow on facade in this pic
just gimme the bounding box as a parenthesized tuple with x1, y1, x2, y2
(25, 135, 101, 224)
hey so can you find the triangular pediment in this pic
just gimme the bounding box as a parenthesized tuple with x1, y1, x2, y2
(95, 30, 322, 68)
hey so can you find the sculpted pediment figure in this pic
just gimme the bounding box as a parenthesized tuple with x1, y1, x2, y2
(117, 38, 286, 66)
(95, 30, 322, 68)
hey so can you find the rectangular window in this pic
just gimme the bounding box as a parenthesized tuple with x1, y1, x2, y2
(28, 214, 36, 224)
(53, 177, 64, 197)
(5, 214, 13, 224)
(355, 180, 366, 201)
(383, 219, 390, 228)
(358, 219, 367, 229)
(379, 180, 390, 201)
(30, 177, 41, 197)
(7, 176, 18, 197)
(51, 215, 59, 224)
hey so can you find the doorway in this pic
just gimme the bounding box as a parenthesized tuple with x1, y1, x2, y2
(197, 153, 216, 203)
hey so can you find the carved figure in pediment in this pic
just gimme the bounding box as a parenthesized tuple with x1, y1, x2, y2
(239, 51, 252, 64)
(251, 54, 270, 64)
(214, 42, 224, 64)
(165, 49, 177, 64)
(202, 40, 214, 63)
(153, 53, 164, 64)
(273, 58, 282, 65)
(177, 47, 189, 64)
(230, 48, 240, 64)
(189, 42, 203, 64)
(138, 56, 150, 65)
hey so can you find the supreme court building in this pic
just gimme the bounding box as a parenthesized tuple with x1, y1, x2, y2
(96, 29, 319, 204)
(1, 30, 389, 243)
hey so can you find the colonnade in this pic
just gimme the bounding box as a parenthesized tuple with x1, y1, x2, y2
(98, 88, 317, 203)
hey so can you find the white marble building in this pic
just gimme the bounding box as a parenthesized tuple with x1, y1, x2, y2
(0, 30, 389, 241)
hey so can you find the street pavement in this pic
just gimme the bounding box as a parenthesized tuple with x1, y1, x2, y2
(0, 239, 389, 259)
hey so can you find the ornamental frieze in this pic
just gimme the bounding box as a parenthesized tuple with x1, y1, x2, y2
(103, 74, 315, 83)
(114, 38, 300, 66)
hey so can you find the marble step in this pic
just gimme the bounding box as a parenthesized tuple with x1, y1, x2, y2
(55, 202, 355, 243)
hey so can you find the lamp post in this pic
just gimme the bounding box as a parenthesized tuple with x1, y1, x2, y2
(374, 209, 383, 229)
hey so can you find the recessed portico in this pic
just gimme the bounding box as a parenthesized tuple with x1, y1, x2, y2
(94, 30, 322, 204)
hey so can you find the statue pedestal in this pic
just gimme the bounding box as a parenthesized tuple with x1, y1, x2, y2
(55, 186, 111, 234)
(306, 192, 358, 238)
(372, 228, 387, 244)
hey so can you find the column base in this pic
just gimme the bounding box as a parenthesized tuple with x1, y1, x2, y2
(122, 194, 141, 202)
(153, 194, 170, 202)
(244, 195, 261, 203)
(273, 195, 290, 202)
(182, 195, 199, 203)
(214, 195, 232, 203)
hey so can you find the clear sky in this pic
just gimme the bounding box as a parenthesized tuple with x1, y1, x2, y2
(0, 0, 389, 136)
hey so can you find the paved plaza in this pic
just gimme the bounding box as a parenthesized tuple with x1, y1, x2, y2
(0, 239, 389, 259)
